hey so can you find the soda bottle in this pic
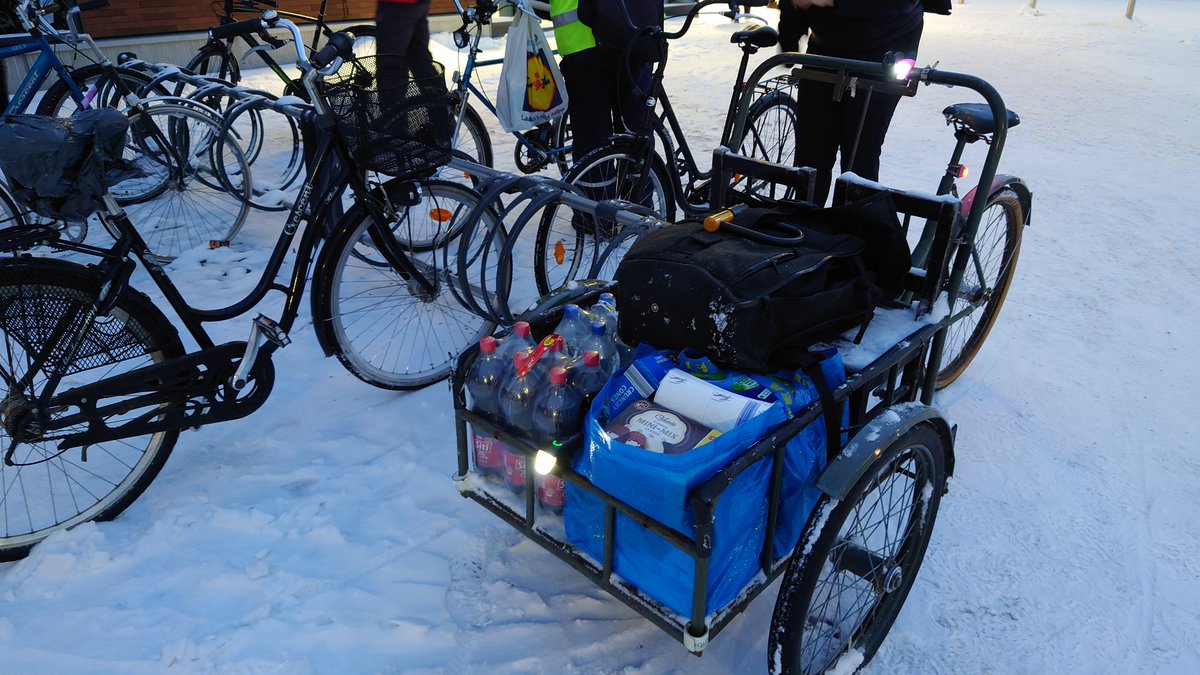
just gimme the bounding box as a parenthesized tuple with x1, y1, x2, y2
(498, 353, 538, 493)
(552, 304, 591, 358)
(465, 336, 506, 476)
(496, 321, 535, 373)
(571, 350, 608, 417)
(531, 334, 570, 388)
(531, 366, 582, 513)
(581, 321, 620, 378)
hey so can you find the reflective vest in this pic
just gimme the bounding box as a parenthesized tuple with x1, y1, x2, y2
(550, 0, 596, 57)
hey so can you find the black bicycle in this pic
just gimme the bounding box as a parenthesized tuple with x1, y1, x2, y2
(531, 0, 800, 295)
(0, 14, 504, 560)
(187, 0, 376, 93)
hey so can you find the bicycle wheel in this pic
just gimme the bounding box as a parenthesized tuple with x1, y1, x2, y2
(552, 114, 573, 175)
(935, 188, 1023, 388)
(217, 95, 305, 210)
(769, 423, 947, 675)
(742, 90, 799, 201)
(533, 140, 674, 296)
(316, 179, 500, 390)
(185, 41, 240, 86)
(449, 98, 494, 169)
(35, 64, 165, 118)
(112, 103, 253, 260)
(0, 257, 185, 561)
(0, 183, 25, 229)
(345, 23, 379, 58)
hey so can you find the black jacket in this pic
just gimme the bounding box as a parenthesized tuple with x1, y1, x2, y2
(782, 0, 924, 59)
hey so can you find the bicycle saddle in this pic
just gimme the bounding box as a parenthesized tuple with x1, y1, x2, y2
(942, 103, 1021, 136)
(731, 24, 779, 50)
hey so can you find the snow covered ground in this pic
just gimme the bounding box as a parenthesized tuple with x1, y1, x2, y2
(4, 0, 1200, 672)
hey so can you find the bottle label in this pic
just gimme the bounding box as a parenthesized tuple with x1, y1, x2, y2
(472, 432, 504, 469)
(503, 450, 527, 486)
(536, 474, 565, 508)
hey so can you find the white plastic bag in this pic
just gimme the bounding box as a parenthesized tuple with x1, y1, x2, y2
(495, 0, 569, 133)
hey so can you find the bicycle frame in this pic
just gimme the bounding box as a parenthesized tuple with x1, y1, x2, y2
(18, 85, 432, 448)
(208, 0, 345, 94)
(450, 2, 571, 169)
(0, 32, 86, 115)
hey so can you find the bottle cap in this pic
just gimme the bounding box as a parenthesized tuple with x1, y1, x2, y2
(600, 292, 616, 306)
(479, 335, 497, 353)
(549, 367, 568, 386)
(513, 350, 531, 372)
(514, 321, 531, 338)
(564, 304, 580, 318)
(584, 350, 600, 368)
(590, 322, 605, 335)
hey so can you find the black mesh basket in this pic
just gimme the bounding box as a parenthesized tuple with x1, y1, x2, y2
(323, 55, 453, 179)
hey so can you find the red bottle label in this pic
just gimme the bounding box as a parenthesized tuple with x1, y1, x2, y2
(536, 474, 565, 509)
(472, 433, 504, 470)
(502, 449, 527, 487)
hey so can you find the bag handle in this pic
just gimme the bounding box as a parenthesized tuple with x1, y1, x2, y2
(702, 203, 810, 246)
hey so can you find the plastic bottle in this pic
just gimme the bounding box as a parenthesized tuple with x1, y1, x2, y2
(590, 293, 618, 331)
(581, 321, 620, 378)
(571, 350, 609, 415)
(552, 305, 591, 358)
(465, 336, 506, 476)
(529, 334, 570, 389)
(496, 321, 535, 372)
(498, 352, 538, 493)
(589, 293, 632, 367)
(531, 366, 582, 513)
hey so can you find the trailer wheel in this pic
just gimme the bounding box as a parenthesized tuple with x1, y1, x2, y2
(768, 423, 947, 674)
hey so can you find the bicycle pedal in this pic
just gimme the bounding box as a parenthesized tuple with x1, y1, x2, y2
(253, 314, 291, 348)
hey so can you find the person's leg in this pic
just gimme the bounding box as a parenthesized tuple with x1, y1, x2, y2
(793, 78, 841, 205)
(564, 48, 616, 160)
(375, 2, 418, 58)
(835, 21, 923, 187)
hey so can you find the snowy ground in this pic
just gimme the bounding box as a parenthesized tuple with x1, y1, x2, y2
(4, 0, 1200, 672)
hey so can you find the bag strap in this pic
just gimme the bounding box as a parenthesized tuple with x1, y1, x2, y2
(795, 352, 842, 462)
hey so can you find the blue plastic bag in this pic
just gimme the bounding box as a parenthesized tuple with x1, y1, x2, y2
(564, 347, 844, 616)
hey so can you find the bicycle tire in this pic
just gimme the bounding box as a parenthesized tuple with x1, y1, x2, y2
(35, 64, 167, 118)
(743, 90, 799, 201)
(0, 257, 185, 561)
(0, 183, 25, 229)
(450, 99, 494, 169)
(345, 23, 379, 58)
(217, 95, 305, 211)
(935, 188, 1023, 388)
(112, 102, 253, 260)
(532, 140, 674, 296)
(769, 423, 947, 675)
(552, 114, 573, 176)
(314, 178, 499, 390)
(184, 41, 240, 87)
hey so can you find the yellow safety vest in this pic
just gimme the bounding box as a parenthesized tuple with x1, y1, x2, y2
(549, 0, 596, 56)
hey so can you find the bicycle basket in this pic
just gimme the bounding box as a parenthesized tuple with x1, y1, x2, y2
(323, 55, 453, 179)
(0, 109, 142, 222)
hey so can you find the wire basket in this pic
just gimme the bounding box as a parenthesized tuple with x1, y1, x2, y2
(323, 55, 453, 179)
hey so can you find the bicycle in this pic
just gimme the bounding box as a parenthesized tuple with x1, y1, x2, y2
(0, 14, 505, 560)
(186, 0, 377, 94)
(2, 0, 254, 258)
(723, 52, 1031, 390)
(531, 0, 800, 295)
(444, 0, 571, 175)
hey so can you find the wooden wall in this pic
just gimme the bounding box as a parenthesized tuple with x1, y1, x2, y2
(82, 1, 460, 39)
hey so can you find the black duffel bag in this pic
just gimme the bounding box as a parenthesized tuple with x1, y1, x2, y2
(615, 192, 909, 372)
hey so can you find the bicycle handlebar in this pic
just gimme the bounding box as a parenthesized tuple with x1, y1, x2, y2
(208, 12, 349, 76)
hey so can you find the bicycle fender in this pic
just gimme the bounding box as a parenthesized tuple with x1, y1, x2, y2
(960, 175, 1033, 227)
(815, 403, 955, 500)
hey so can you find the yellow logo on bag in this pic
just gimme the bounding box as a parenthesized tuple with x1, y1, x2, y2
(525, 47, 562, 113)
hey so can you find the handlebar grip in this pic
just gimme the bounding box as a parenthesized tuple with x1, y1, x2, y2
(77, 0, 110, 11)
(311, 31, 354, 70)
(210, 17, 266, 41)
